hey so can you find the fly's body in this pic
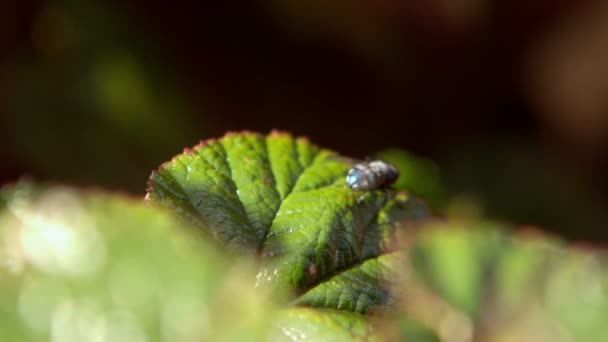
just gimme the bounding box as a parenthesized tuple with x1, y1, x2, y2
(346, 160, 399, 191)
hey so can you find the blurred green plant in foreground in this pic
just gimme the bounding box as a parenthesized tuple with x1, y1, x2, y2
(403, 223, 608, 341)
(0, 182, 276, 341)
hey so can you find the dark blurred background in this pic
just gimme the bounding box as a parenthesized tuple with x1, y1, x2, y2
(1, 1, 607, 240)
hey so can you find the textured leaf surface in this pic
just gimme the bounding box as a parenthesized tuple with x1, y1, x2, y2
(147, 131, 428, 318)
(274, 308, 379, 341)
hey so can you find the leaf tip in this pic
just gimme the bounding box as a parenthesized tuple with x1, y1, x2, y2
(191, 137, 216, 150)
(225, 130, 263, 138)
(269, 129, 293, 138)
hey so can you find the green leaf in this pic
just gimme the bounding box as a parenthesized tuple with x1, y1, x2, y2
(291, 251, 408, 314)
(406, 223, 608, 341)
(374, 148, 448, 212)
(393, 316, 439, 342)
(410, 223, 505, 316)
(147, 131, 428, 320)
(274, 308, 380, 341)
(0, 182, 277, 341)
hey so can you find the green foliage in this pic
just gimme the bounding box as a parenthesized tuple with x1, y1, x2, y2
(405, 223, 608, 341)
(2, 131, 608, 341)
(0, 182, 275, 341)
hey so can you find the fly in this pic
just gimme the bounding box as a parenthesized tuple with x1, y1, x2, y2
(346, 160, 399, 191)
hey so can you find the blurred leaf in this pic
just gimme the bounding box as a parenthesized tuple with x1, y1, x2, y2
(411, 223, 504, 316)
(375, 148, 447, 211)
(395, 316, 439, 342)
(0, 181, 276, 341)
(406, 223, 608, 341)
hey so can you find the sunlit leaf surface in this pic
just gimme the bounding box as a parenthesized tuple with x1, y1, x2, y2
(147, 131, 429, 337)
